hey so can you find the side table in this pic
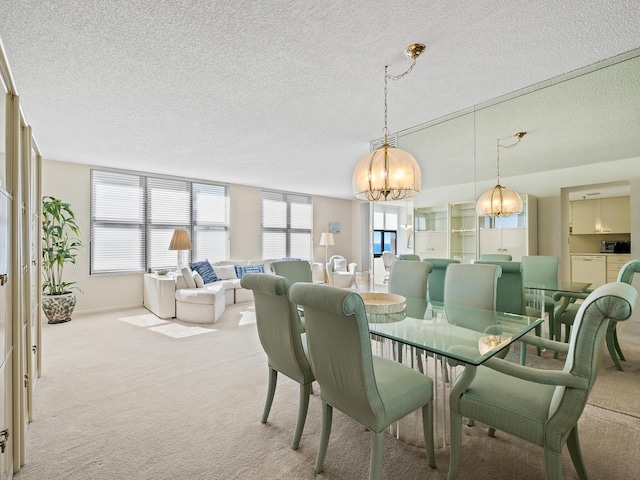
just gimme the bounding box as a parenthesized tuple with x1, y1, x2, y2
(143, 273, 176, 319)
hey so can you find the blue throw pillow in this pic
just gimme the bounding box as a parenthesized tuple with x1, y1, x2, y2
(235, 264, 265, 278)
(190, 260, 218, 284)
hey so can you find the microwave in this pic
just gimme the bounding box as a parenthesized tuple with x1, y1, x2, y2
(601, 240, 631, 253)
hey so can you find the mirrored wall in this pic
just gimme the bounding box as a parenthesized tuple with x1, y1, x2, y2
(369, 47, 640, 287)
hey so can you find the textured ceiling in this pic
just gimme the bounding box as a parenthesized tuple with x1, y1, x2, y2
(1, 1, 640, 199)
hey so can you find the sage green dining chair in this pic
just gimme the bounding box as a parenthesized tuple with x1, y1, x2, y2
(443, 263, 501, 311)
(478, 253, 512, 261)
(398, 253, 421, 261)
(476, 260, 542, 363)
(553, 259, 640, 370)
(388, 260, 432, 318)
(239, 273, 314, 450)
(422, 258, 460, 303)
(448, 282, 637, 480)
(289, 282, 436, 480)
(270, 260, 312, 284)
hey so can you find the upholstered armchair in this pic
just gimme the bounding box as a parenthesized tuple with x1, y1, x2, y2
(448, 282, 637, 480)
(381, 251, 397, 284)
(326, 255, 356, 288)
(553, 259, 640, 370)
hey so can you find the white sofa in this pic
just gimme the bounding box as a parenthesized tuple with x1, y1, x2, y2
(173, 259, 325, 324)
(176, 259, 279, 306)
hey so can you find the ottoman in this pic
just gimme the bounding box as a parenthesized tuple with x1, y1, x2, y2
(175, 284, 226, 324)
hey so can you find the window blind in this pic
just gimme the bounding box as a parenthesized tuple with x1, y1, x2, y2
(261, 190, 312, 260)
(91, 169, 229, 274)
(91, 170, 145, 273)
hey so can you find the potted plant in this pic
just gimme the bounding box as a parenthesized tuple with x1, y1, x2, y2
(41, 196, 83, 324)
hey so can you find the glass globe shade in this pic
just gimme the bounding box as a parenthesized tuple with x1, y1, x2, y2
(476, 184, 523, 217)
(352, 144, 422, 201)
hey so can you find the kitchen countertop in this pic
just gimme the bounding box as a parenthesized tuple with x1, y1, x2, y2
(570, 253, 631, 256)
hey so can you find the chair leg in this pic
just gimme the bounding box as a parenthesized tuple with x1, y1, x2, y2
(421, 403, 436, 468)
(314, 402, 333, 474)
(370, 431, 384, 480)
(261, 368, 277, 424)
(487, 426, 496, 437)
(567, 425, 589, 479)
(606, 325, 624, 371)
(447, 412, 463, 480)
(520, 340, 527, 365)
(613, 325, 626, 361)
(544, 448, 563, 480)
(291, 382, 312, 450)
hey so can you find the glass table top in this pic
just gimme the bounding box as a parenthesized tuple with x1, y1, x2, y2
(367, 301, 543, 366)
(524, 280, 591, 293)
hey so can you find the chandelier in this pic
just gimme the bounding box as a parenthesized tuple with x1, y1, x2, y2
(476, 132, 527, 217)
(352, 44, 425, 202)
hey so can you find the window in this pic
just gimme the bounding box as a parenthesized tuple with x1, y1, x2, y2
(91, 169, 229, 274)
(261, 190, 312, 260)
(372, 207, 398, 257)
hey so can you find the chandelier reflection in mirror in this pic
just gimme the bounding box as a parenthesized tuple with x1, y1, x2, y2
(352, 44, 425, 202)
(476, 132, 527, 217)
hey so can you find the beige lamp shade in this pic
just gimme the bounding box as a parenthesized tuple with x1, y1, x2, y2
(476, 184, 523, 217)
(168, 228, 192, 250)
(319, 232, 335, 247)
(353, 144, 422, 201)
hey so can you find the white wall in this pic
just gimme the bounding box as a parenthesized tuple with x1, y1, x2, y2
(43, 160, 354, 313)
(44, 156, 640, 316)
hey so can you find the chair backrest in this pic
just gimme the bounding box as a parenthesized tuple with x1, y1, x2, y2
(289, 283, 385, 431)
(399, 254, 421, 261)
(240, 273, 314, 385)
(476, 260, 526, 315)
(444, 263, 502, 311)
(521, 255, 560, 289)
(479, 253, 513, 262)
(617, 259, 640, 284)
(422, 258, 460, 303)
(549, 282, 636, 420)
(388, 260, 433, 318)
(382, 251, 397, 269)
(327, 255, 348, 272)
(270, 260, 312, 284)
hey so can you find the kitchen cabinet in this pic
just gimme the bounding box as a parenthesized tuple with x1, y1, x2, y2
(606, 254, 631, 283)
(478, 194, 538, 261)
(571, 197, 630, 234)
(571, 254, 607, 289)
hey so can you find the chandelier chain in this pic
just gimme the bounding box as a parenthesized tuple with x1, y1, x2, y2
(495, 133, 525, 184)
(383, 58, 418, 139)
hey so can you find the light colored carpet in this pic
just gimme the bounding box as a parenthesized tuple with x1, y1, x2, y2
(14, 304, 640, 479)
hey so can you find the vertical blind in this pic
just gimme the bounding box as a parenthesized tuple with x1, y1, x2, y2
(261, 190, 312, 260)
(91, 170, 229, 274)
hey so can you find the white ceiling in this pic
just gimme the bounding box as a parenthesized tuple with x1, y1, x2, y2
(1, 1, 640, 199)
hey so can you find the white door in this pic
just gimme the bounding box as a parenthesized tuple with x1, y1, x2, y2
(0, 192, 13, 480)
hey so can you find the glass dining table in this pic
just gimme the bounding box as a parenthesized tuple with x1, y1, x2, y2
(366, 300, 543, 449)
(524, 280, 592, 340)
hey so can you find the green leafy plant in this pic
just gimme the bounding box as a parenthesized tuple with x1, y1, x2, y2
(41, 196, 83, 295)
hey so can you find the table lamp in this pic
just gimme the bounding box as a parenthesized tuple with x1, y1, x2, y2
(319, 232, 334, 264)
(169, 228, 192, 272)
